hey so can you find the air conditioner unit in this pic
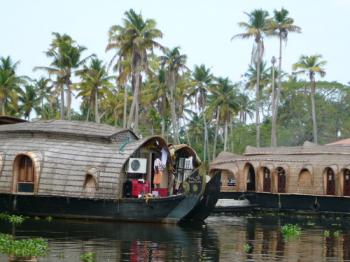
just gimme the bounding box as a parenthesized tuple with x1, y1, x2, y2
(127, 158, 147, 174)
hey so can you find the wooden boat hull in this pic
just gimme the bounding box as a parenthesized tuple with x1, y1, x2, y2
(219, 192, 350, 214)
(0, 193, 189, 223)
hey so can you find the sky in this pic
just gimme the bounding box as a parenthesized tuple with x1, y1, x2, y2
(1, 0, 349, 92)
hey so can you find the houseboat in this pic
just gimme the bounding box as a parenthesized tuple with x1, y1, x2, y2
(0, 119, 220, 223)
(210, 141, 350, 213)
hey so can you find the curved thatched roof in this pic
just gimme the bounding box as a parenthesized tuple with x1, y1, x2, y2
(0, 120, 138, 140)
(168, 144, 202, 167)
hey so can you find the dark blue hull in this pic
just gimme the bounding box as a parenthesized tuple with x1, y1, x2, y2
(219, 192, 350, 214)
(0, 193, 187, 223)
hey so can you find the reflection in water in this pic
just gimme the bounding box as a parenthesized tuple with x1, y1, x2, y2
(1, 214, 350, 261)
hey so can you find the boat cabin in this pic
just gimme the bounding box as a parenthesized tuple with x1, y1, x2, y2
(210, 141, 350, 198)
(0, 120, 200, 201)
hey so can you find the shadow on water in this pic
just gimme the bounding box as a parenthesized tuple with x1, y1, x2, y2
(1, 213, 350, 261)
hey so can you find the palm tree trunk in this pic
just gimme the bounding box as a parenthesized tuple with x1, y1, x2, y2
(213, 106, 220, 159)
(224, 119, 228, 151)
(60, 84, 65, 120)
(0, 99, 5, 115)
(256, 60, 261, 148)
(95, 88, 99, 123)
(127, 73, 139, 131)
(272, 36, 283, 147)
(184, 119, 191, 146)
(203, 115, 208, 163)
(161, 118, 165, 137)
(271, 63, 277, 147)
(230, 117, 234, 152)
(310, 75, 318, 144)
(169, 71, 179, 144)
(135, 76, 140, 134)
(123, 85, 127, 128)
(66, 80, 72, 120)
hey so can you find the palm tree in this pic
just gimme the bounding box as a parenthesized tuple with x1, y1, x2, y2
(33, 77, 52, 115)
(106, 9, 163, 133)
(208, 77, 240, 156)
(76, 58, 114, 123)
(269, 8, 301, 146)
(293, 54, 326, 144)
(142, 68, 169, 136)
(18, 84, 40, 120)
(160, 47, 188, 144)
(35, 32, 91, 120)
(192, 64, 213, 162)
(237, 93, 254, 124)
(232, 9, 270, 147)
(0, 56, 25, 115)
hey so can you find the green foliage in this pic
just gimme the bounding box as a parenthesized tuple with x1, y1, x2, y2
(45, 216, 53, 222)
(0, 234, 48, 257)
(243, 243, 252, 253)
(333, 230, 341, 237)
(80, 251, 96, 262)
(324, 230, 330, 237)
(281, 224, 301, 238)
(0, 213, 26, 225)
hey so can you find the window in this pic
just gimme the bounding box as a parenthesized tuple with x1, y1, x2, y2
(83, 174, 97, 197)
(14, 155, 35, 193)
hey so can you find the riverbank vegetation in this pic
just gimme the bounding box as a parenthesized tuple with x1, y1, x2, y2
(1, 8, 349, 165)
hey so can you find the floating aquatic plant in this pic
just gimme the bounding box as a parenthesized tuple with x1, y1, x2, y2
(80, 251, 96, 262)
(324, 230, 330, 237)
(281, 224, 301, 238)
(243, 243, 252, 253)
(0, 234, 48, 257)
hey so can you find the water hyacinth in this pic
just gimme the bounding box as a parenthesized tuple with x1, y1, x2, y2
(0, 234, 48, 257)
(281, 224, 301, 238)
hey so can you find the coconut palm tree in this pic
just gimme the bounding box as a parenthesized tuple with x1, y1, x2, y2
(232, 9, 270, 147)
(192, 64, 213, 162)
(293, 54, 326, 144)
(18, 84, 40, 120)
(35, 32, 92, 120)
(160, 47, 188, 144)
(76, 58, 114, 123)
(208, 77, 240, 156)
(269, 8, 301, 146)
(142, 68, 169, 136)
(106, 9, 163, 133)
(0, 56, 25, 115)
(33, 77, 52, 115)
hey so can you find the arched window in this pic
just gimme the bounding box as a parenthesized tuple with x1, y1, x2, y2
(13, 155, 35, 193)
(83, 174, 97, 197)
(245, 163, 256, 191)
(324, 168, 335, 195)
(276, 167, 286, 193)
(343, 169, 350, 196)
(262, 167, 271, 192)
(298, 168, 312, 194)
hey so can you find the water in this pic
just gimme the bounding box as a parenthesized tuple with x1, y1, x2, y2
(1, 213, 350, 261)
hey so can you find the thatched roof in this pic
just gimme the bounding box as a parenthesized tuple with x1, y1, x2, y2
(0, 120, 137, 140)
(244, 143, 350, 156)
(168, 144, 202, 167)
(327, 138, 350, 146)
